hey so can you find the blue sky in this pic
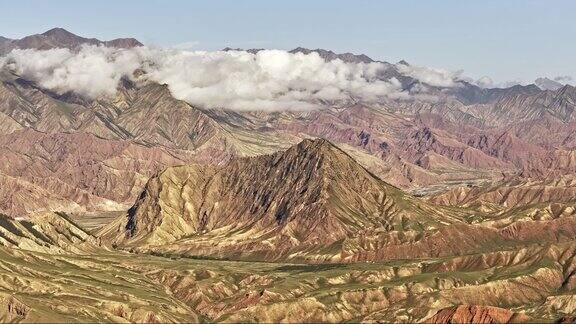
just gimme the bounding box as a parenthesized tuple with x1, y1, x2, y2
(1, 0, 574, 84)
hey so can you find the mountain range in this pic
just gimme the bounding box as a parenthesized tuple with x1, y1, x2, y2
(0, 27, 142, 54)
(1, 28, 576, 323)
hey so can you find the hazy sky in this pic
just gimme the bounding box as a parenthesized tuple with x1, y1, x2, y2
(1, 0, 574, 84)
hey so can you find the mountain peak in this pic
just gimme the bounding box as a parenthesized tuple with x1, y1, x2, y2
(41, 27, 77, 37)
(106, 137, 425, 262)
(289, 47, 373, 63)
(279, 138, 353, 170)
(38, 27, 97, 47)
(294, 137, 334, 151)
(505, 83, 541, 95)
(0, 28, 142, 54)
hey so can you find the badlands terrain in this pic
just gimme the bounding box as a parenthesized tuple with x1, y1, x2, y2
(1, 28, 576, 322)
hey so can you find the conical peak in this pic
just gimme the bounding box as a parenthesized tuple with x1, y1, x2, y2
(299, 137, 348, 151)
(42, 27, 76, 37)
(284, 138, 348, 161)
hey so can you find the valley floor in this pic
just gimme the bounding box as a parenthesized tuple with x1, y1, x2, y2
(1, 238, 576, 323)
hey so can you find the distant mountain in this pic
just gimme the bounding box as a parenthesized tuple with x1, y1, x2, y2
(0, 36, 12, 45)
(222, 46, 375, 64)
(289, 47, 374, 63)
(224, 46, 554, 106)
(0, 27, 142, 54)
(222, 47, 264, 54)
(535, 77, 564, 91)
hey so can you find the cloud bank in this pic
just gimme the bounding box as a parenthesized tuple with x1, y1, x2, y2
(554, 75, 573, 83)
(1, 47, 141, 98)
(396, 63, 460, 88)
(468, 75, 529, 89)
(0, 45, 464, 110)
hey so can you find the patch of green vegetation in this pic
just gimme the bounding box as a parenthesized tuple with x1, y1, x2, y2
(487, 257, 558, 282)
(54, 101, 77, 118)
(273, 263, 343, 273)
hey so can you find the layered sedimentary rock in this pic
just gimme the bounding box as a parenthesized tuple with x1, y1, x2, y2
(423, 305, 529, 324)
(103, 138, 461, 261)
(0, 128, 201, 217)
(98, 139, 576, 265)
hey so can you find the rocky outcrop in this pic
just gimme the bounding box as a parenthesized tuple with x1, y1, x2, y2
(0, 211, 98, 253)
(423, 305, 529, 324)
(0, 296, 29, 322)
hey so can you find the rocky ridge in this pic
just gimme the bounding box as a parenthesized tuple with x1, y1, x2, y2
(0, 27, 142, 54)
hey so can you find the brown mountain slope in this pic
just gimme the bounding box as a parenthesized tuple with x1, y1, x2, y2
(423, 305, 530, 324)
(0, 73, 295, 217)
(0, 71, 297, 158)
(0, 73, 226, 149)
(98, 139, 576, 264)
(0, 129, 200, 217)
(102, 138, 470, 262)
(428, 176, 576, 211)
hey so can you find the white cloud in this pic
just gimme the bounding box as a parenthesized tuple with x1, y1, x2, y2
(395, 63, 460, 87)
(2, 46, 141, 98)
(475, 76, 494, 88)
(469, 76, 527, 89)
(1, 46, 458, 110)
(142, 49, 408, 110)
(497, 80, 526, 88)
(171, 41, 200, 50)
(554, 75, 573, 83)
